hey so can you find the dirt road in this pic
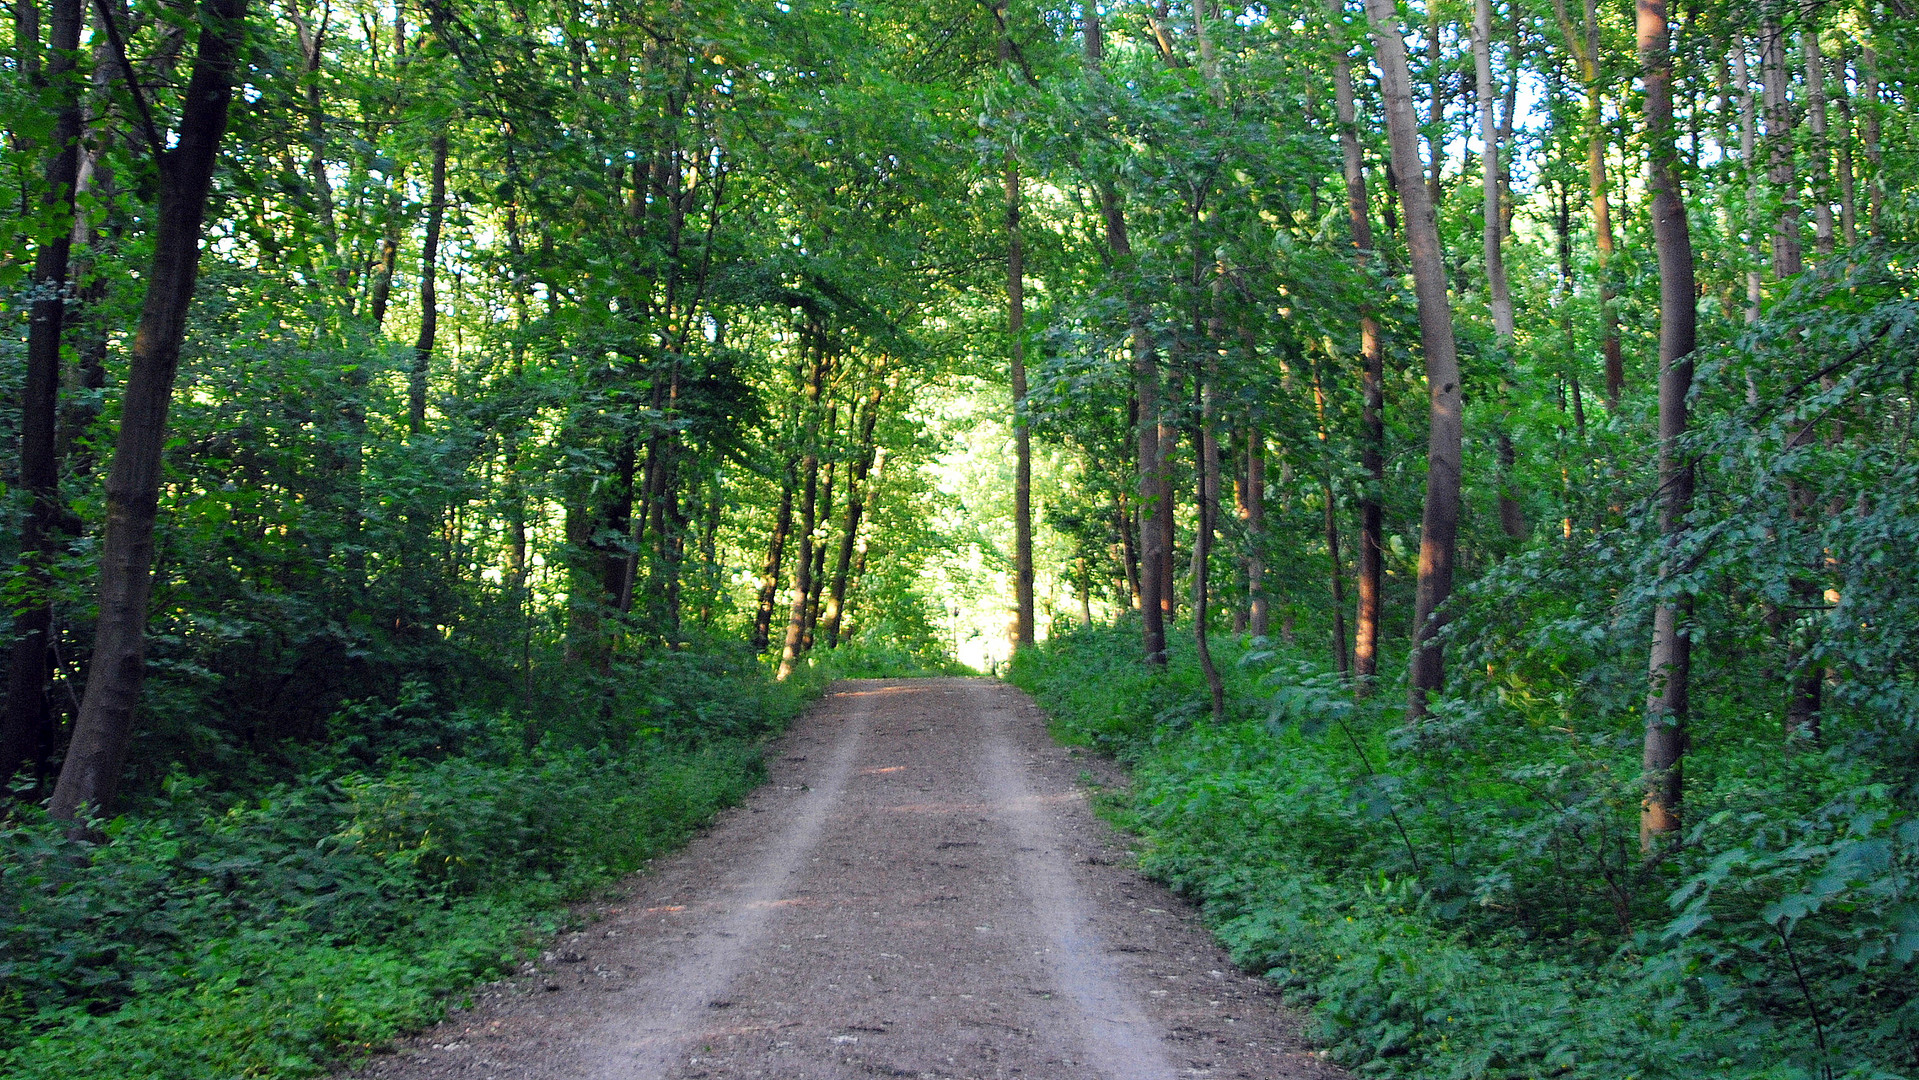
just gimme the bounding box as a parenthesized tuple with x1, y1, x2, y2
(345, 678, 1344, 1080)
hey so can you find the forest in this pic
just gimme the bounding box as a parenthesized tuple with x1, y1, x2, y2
(1, 0, 1915, 1074)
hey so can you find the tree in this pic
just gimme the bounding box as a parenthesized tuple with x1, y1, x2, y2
(1638, 0, 1697, 845)
(1365, 0, 1466, 720)
(51, 0, 253, 822)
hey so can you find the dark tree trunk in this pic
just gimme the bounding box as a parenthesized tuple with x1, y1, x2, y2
(50, 0, 251, 823)
(1639, 0, 1697, 847)
(824, 384, 884, 648)
(776, 342, 828, 681)
(753, 462, 796, 652)
(2, 0, 85, 785)
(1086, 6, 1165, 667)
(1001, 5, 1034, 650)
(409, 134, 448, 434)
(1368, 0, 1466, 722)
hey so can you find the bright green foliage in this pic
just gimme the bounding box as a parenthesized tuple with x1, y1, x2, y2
(1014, 619, 1919, 1078)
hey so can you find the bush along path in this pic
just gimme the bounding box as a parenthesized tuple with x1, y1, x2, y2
(0, 650, 817, 1080)
(337, 679, 1343, 1080)
(1009, 626, 1917, 1080)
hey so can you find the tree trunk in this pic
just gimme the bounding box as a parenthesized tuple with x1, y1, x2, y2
(1638, 0, 1697, 847)
(50, 0, 250, 823)
(1800, 14, 1834, 259)
(1001, 6, 1034, 651)
(1474, 0, 1514, 341)
(752, 461, 796, 652)
(1736, 46, 1763, 323)
(1086, 6, 1165, 667)
(776, 343, 828, 681)
(1553, 0, 1623, 406)
(1246, 428, 1268, 638)
(365, 165, 405, 330)
(1859, 46, 1883, 233)
(801, 459, 835, 652)
(409, 134, 448, 434)
(1761, 1, 1801, 279)
(824, 384, 884, 648)
(2, 0, 85, 785)
(1115, 489, 1141, 611)
(1832, 50, 1858, 248)
(1192, 384, 1225, 721)
(1326, 2, 1383, 680)
(1367, 0, 1465, 722)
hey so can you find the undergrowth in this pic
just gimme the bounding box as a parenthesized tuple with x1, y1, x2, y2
(0, 645, 824, 1079)
(1010, 623, 1919, 1080)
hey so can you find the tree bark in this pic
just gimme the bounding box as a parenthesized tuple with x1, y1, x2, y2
(752, 461, 796, 652)
(1736, 46, 1763, 323)
(2, 0, 85, 785)
(776, 340, 828, 681)
(1638, 0, 1697, 847)
(1800, 13, 1834, 259)
(1859, 46, 1883, 233)
(409, 133, 448, 434)
(1761, 1, 1801, 279)
(50, 0, 251, 823)
(1367, 0, 1465, 722)
(999, 4, 1034, 651)
(1086, 6, 1165, 667)
(1325, 1, 1383, 680)
(824, 384, 883, 648)
(1192, 381, 1225, 720)
(1474, 0, 1514, 341)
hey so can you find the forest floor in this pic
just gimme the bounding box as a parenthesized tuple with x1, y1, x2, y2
(337, 678, 1346, 1080)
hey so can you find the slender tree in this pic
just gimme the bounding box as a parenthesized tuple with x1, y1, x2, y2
(1, 0, 86, 783)
(1366, 0, 1466, 720)
(51, 0, 253, 822)
(1638, 0, 1698, 846)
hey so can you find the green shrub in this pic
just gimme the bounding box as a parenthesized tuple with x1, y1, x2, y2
(1010, 625, 1918, 1080)
(0, 651, 807, 1078)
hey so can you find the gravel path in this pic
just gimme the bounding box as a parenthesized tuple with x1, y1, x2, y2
(343, 678, 1345, 1080)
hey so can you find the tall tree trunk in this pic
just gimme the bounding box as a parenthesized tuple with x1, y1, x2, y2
(1367, 0, 1466, 722)
(776, 342, 827, 681)
(1736, 46, 1763, 323)
(1191, 383, 1224, 720)
(1315, 374, 1351, 677)
(824, 384, 884, 648)
(752, 461, 796, 652)
(1000, 4, 1034, 651)
(2, 0, 85, 785)
(1638, 0, 1697, 847)
(409, 134, 448, 434)
(1859, 45, 1883, 233)
(802, 459, 835, 652)
(1087, 6, 1165, 667)
(1476, 0, 1523, 541)
(1326, 1, 1384, 680)
(365, 165, 405, 330)
(1800, 14, 1834, 259)
(1425, 4, 1444, 210)
(1474, 0, 1515, 341)
(50, 0, 250, 823)
(1246, 428, 1268, 637)
(1761, 1, 1801, 279)
(1115, 488, 1141, 611)
(1832, 49, 1858, 249)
